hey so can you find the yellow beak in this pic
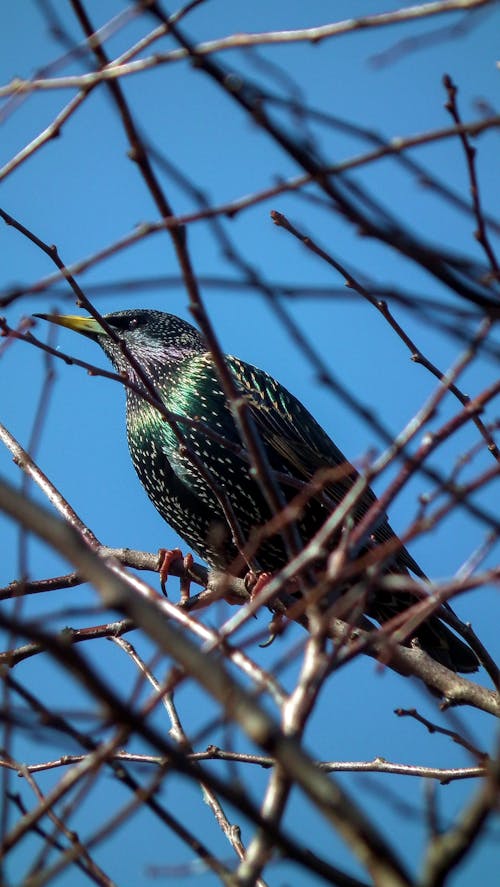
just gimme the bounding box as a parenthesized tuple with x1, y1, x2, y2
(34, 314, 108, 337)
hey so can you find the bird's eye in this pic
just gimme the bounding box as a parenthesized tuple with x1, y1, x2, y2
(110, 315, 142, 332)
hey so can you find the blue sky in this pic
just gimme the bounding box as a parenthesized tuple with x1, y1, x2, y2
(1, 2, 499, 885)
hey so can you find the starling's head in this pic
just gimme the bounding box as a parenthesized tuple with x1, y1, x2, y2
(34, 309, 206, 373)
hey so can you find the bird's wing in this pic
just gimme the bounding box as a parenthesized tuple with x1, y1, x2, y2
(230, 355, 371, 503)
(230, 356, 425, 578)
(230, 358, 351, 478)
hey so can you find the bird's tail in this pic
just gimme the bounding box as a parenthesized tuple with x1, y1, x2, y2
(411, 616, 478, 673)
(369, 594, 479, 674)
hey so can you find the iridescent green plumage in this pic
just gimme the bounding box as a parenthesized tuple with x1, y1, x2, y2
(36, 308, 478, 673)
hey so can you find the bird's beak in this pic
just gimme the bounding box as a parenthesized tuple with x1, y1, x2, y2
(34, 313, 108, 339)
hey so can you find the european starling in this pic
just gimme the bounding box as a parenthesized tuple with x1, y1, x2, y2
(36, 308, 478, 673)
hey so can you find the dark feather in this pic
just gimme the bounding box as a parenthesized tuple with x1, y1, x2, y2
(36, 309, 479, 673)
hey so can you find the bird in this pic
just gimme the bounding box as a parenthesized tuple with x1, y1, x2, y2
(35, 308, 478, 673)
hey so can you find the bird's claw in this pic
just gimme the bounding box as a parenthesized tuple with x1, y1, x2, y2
(159, 547, 183, 596)
(158, 548, 194, 602)
(244, 570, 273, 600)
(180, 552, 194, 604)
(259, 612, 285, 648)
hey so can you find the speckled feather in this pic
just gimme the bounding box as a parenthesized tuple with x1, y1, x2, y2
(110, 315, 422, 578)
(42, 309, 478, 673)
(124, 349, 409, 572)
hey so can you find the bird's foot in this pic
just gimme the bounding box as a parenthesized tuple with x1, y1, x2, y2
(244, 572, 288, 645)
(245, 570, 302, 599)
(158, 548, 194, 602)
(159, 547, 182, 596)
(179, 553, 194, 604)
(260, 612, 286, 648)
(244, 570, 273, 600)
